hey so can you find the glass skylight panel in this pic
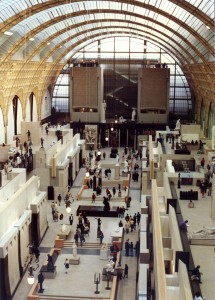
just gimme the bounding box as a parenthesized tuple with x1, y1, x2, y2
(201, 2, 214, 18)
(86, 1, 96, 10)
(0, 0, 28, 21)
(186, 0, 214, 17)
(160, 1, 176, 15)
(174, 9, 190, 22)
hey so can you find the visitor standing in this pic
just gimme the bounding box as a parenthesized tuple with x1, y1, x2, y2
(99, 230, 104, 244)
(123, 264, 129, 278)
(92, 193, 96, 203)
(57, 193, 62, 205)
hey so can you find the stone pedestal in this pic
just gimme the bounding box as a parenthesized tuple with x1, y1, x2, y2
(100, 248, 109, 260)
(69, 256, 80, 265)
(115, 164, 120, 180)
(40, 266, 57, 279)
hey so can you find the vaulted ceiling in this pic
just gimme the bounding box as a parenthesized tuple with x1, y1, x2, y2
(0, 0, 214, 123)
(0, 0, 214, 64)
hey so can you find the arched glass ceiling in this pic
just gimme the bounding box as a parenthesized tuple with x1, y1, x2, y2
(12, 17, 209, 64)
(0, 0, 214, 21)
(0, 0, 214, 65)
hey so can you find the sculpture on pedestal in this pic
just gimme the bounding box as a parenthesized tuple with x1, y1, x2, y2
(175, 119, 181, 130)
(191, 226, 215, 239)
(47, 254, 54, 271)
(72, 243, 77, 257)
(119, 116, 126, 123)
(61, 224, 67, 233)
(131, 109, 136, 121)
(123, 160, 129, 173)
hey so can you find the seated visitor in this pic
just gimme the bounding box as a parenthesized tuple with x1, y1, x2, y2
(179, 220, 189, 231)
(191, 265, 203, 283)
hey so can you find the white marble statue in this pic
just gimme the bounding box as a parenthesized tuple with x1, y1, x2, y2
(131, 109, 136, 121)
(106, 259, 114, 271)
(124, 160, 128, 173)
(72, 243, 77, 257)
(119, 116, 126, 123)
(175, 119, 181, 130)
(116, 154, 119, 164)
(61, 224, 67, 233)
(191, 226, 215, 239)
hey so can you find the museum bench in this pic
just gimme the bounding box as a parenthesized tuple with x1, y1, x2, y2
(180, 190, 198, 201)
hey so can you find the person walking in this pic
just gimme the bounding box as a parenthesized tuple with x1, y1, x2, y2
(99, 230, 104, 244)
(69, 214, 73, 225)
(57, 194, 62, 205)
(103, 152, 106, 160)
(74, 230, 79, 246)
(124, 220, 130, 234)
(92, 193, 96, 203)
(130, 241, 134, 256)
(95, 217, 102, 231)
(80, 232, 85, 246)
(118, 220, 123, 227)
(123, 264, 129, 278)
(64, 258, 69, 274)
(125, 239, 130, 256)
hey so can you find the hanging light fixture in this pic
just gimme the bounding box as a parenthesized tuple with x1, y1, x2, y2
(27, 265, 35, 285)
(66, 206, 72, 213)
(27, 263, 39, 285)
(27, 275, 35, 285)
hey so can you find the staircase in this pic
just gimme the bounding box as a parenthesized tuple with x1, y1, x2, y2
(39, 295, 97, 300)
(64, 241, 111, 250)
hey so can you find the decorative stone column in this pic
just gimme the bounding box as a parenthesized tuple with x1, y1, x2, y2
(101, 100, 107, 123)
(115, 164, 120, 180)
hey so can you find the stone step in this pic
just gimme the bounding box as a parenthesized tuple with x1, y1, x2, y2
(40, 296, 88, 300)
(64, 241, 111, 249)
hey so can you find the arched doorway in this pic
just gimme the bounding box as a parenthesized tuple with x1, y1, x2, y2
(26, 92, 38, 122)
(7, 96, 23, 143)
